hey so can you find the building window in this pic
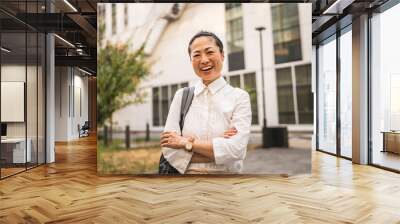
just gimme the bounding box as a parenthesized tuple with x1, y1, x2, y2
(112, 4, 116, 34)
(276, 63, 313, 125)
(225, 3, 245, 71)
(98, 5, 105, 41)
(225, 3, 241, 10)
(152, 88, 160, 126)
(124, 5, 129, 28)
(229, 75, 241, 88)
(276, 67, 296, 124)
(271, 4, 302, 64)
(161, 86, 169, 125)
(226, 73, 259, 125)
(152, 82, 188, 127)
(339, 27, 352, 158)
(295, 64, 313, 124)
(318, 36, 337, 154)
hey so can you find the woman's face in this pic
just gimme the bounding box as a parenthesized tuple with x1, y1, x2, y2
(189, 36, 224, 85)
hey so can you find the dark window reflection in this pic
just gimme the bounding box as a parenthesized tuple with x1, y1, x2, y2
(295, 64, 313, 124)
(271, 4, 302, 64)
(276, 67, 296, 124)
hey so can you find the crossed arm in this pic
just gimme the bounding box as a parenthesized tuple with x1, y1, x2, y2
(160, 128, 238, 163)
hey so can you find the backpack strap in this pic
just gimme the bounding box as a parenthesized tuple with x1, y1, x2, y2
(179, 86, 195, 135)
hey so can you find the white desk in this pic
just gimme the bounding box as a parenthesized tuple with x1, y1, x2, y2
(1, 138, 32, 163)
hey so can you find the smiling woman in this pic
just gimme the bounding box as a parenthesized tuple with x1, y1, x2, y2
(159, 31, 252, 175)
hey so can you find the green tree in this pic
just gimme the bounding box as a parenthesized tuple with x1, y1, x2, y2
(97, 43, 150, 127)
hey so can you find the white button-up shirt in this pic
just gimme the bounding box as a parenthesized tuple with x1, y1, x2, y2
(162, 76, 252, 174)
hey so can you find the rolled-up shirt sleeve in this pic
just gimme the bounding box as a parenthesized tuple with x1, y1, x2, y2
(212, 91, 252, 166)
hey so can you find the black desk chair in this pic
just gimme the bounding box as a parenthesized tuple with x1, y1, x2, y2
(79, 121, 90, 138)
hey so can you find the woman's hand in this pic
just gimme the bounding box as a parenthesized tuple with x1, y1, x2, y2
(223, 127, 237, 138)
(160, 131, 186, 149)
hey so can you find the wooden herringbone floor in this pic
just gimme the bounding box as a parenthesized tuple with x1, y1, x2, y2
(1, 135, 400, 223)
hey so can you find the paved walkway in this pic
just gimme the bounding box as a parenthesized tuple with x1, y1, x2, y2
(243, 147, 311, 175)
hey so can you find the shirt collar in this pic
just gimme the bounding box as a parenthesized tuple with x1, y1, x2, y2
(194, 76, 227, 96)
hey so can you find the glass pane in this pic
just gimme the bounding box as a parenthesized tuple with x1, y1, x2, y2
(274, 39, 302, 64)
(271, 4, 302, 64)
(339, 29, 352, 158)
(1, 30, 27, 177)
(124, 4, 129, 27)
(227, 18, 243, 53)
(244, 73, 259, 125)
(27, 31, 38, 169)
(295, 64, 313, 124)
(161, 85, 169, 126)
(276, 67, 295, 124)
(112, 4, 116, 34)
(229, 75, 241, 88)
(371, 4, 400, 171)
(26, 0, 40, 167)
(38, 32, 45, 164)
(225, 3, 241, 10)
(318, 36, 337, 154)
(225, 3, 244, 71)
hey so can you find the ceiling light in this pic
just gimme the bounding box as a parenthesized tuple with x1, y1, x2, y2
(63, 0, 78, 12)
(1, 47, 11, 53)
(78, 67, 92, 76)
(54, 34, 75, 48)
(322, 0, 354, 15)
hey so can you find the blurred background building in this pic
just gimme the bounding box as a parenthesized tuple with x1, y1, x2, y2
(99, 3, 313, 146)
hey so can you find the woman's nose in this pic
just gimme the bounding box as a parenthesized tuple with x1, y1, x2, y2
(200, 55, 210, 63)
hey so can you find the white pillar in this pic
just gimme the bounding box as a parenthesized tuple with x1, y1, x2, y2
(46, 1, 55, 163)
(352, 14, 369, 164)
(46, 33, 55, 163)
(312, 45, 317, 150)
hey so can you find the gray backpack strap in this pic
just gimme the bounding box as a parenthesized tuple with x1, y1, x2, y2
(179, 86, 195, 135)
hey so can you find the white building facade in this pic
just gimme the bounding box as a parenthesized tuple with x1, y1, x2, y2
(100, 3, 313, 136)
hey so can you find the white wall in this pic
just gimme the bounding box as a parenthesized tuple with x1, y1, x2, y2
(54, 67, 89, 141)
(55, 66, 68, 141)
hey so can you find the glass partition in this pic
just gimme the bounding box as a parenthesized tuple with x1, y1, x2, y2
(27, 30, 38, 169)
(38, 32, 45, 165)
(339, 27, 352, 158)
(317, 35, 337, 154)
(1, 30, 28, 177)
(371, 3, 400, 171)
(0, 1, 46, 179)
